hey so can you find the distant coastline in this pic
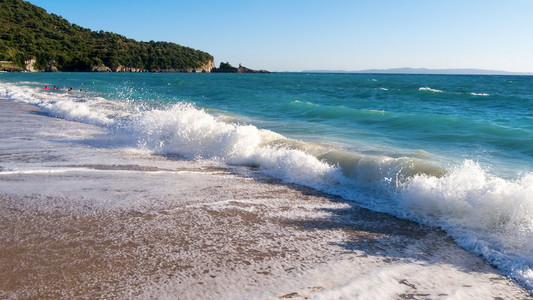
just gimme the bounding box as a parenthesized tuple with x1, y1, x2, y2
(302, 67, 533, 76)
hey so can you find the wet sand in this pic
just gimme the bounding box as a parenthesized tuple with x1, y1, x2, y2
(0, 97, 531, 299)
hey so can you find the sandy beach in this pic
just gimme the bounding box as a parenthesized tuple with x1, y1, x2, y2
(0, 96, 531, 299)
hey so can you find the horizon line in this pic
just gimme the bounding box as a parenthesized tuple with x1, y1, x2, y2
(297, 67, 533, 76)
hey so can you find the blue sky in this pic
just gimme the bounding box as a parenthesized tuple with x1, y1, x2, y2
(28, 0, 533, 72)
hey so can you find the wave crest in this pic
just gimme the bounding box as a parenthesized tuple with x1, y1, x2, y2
(126, 103, 343, 185)
(399, 160, 533, 288)
(419, 87, 444, 93)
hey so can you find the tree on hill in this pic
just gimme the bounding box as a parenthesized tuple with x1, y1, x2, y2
(0, 0, 214, 72)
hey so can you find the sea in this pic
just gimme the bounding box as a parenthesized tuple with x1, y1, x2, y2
(1, 72, 533, 296)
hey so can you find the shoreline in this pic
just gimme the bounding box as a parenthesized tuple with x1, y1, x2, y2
(0, 96, 531, 299)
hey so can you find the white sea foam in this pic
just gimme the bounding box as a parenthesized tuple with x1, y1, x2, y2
(124, 103, 344, 187)
(1, 83, 116, 125)
(470, 92, 490, 96)
(419, 87, 444, 93)
(396, 161, 533, 288)
(314, 155, 533, 290)
(292, 99, 318, 106)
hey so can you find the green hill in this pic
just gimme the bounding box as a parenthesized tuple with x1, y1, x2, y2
(0, 0, 214, 72)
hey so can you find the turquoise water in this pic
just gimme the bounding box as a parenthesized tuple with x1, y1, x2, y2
(2, 72, 533, 289)
(5, 72, 533, 175)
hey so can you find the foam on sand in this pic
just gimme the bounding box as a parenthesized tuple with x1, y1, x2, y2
(1, 97, 532, 299)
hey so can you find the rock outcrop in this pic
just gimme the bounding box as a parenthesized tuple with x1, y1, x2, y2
(0, 60, 24, 72)
(237, 64, 269, 73)
(112, 66, 145, 72)
(25, 58, 37, 72)
(45, 60, 59, 72)
(212, 62, 269, 73)
(212, 62, 238, 73)
(197, 60, 215, 73)
(91, 66, 112, 72)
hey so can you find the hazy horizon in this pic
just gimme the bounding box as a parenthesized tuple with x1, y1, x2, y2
(301, 67, 533, 75)
(26, 0, 533, 73)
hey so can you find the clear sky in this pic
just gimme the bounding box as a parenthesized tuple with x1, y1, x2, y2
(27, 0, 533, 72)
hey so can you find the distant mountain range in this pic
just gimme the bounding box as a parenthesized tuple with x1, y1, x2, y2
(302, 67, 533, 76)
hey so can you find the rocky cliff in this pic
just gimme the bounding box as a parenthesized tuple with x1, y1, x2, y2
(96, 59, 215, 73)
(3, 58, 243, 74)
(5, 58, 215, 73)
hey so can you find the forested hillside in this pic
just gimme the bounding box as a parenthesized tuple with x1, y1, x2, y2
(0, 0, 214, 72)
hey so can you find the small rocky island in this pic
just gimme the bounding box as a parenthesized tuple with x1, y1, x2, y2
(211, 62, 270, 73)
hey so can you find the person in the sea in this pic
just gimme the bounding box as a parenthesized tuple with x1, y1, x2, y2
(68, 87, 72, 91)
(43, 86, 50, 90)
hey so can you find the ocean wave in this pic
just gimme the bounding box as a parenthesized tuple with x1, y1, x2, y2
(290, 99, 319, 106)
(289, 100, 390, 121)
(2, 80, 533, 290)
(123, 103, 344, 186)
(419, 87, 444, 93)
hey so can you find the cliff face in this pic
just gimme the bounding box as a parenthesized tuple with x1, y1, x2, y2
(194, 59, 215, 73)
(176, 59, 215, 73)
(6, 56, 249, 74)
(25, 58, 37, 72)
(7, 58, 215, 73)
